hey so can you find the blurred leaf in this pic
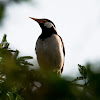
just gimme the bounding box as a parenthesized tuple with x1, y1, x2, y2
(7, 92, 15, 100)
(0, 3, 5, 24)
(0, 34, 9, 49)
(16, 95, 23, 100)
(12, 50, 19, 60)
(78, 64, 87, 79)
(18, 56, 33, 61)
(0, 0, 33, 25)
(14, 0, 32, 3)
(0, 44, 2, 48)
(1, 34, 7, 42)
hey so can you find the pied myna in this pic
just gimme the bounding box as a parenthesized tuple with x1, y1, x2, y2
(30, 17, 65, 76)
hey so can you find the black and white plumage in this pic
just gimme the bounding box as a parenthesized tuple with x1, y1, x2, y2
(30, 17, 65, 75)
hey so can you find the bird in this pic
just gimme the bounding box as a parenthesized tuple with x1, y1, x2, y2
(30, 17, 65, 76)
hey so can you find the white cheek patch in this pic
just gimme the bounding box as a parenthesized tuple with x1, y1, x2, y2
(44, 22, 53, 28)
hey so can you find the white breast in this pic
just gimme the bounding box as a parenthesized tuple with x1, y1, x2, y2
(36, 34, 64, 72)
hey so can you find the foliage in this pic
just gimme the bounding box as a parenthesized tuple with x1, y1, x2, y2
(0, 0, 32, 25)
(0, 34, 100, 100)
(0, 34, 34, 100)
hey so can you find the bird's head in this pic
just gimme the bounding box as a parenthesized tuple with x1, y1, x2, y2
(29, 17, 56, 29)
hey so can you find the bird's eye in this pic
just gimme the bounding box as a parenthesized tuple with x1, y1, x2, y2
(43, 20, 46, 23)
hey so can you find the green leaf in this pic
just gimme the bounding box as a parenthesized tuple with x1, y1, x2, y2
(78, 64, 87, 79)
(18, 56, 33, 61)
(13, 50, 19, 59)
(0, 43, 2, 48)
(2, 34, 7, 42)
(4, 42, 9, 48)
(7, 92, 15, 100)
(16, 95, 23, 100)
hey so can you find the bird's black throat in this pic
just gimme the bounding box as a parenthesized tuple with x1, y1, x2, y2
(39, 26, 57, 40)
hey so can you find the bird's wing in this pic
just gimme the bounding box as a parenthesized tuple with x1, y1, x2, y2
(58, 35, 65, 56)
(35, 38, 39, 54)
(35, 42, 36, 54)
(58, 35, 65, 73)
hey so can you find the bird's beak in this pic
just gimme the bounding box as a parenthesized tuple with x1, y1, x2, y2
(29, 17, 42, 23)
